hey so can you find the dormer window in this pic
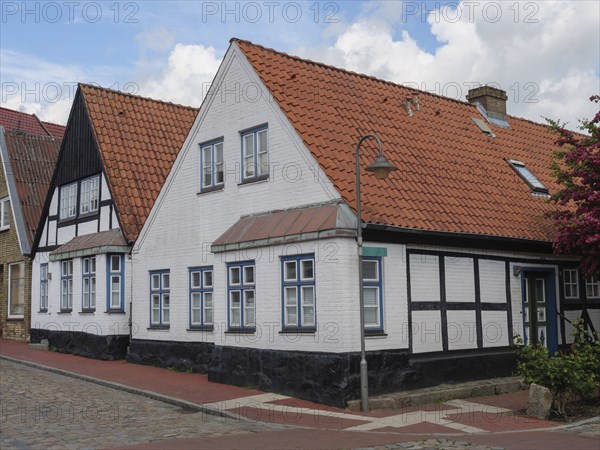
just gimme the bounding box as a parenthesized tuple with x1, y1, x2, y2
(507, 160, 548, 195)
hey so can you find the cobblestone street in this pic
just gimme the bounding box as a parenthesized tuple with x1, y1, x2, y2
(0, 360, 279, 449)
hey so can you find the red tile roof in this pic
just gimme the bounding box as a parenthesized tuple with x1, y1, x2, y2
(0, 107, 65, 138)
(79, 84, 198, 241)
(3, 131, 61, 248)
(234, 39, 565, 243)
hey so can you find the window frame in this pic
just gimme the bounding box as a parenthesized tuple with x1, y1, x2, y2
(40, 263, 48, 312)
(281, 254, 316, 331)
(60, 259, 74, 312)
(8, 262, 25, 318)
(106, 254, 124, 312)
(79, 175, 100, 216)
(189, 266, 214, 330)
(585, 276, 600, 300)
(507, 160, 549, 194)
(149, 269, 170, 328)
(199, 138, 225, 192)
(227, 261, 256, 331)
(563, 268, 579, 300)
(0, 196, 10, 230)
(362, 256, 384, 332)
(81, 256, 97, 312)
(240, 125, 269, 183)
(59, 182, 78, 220)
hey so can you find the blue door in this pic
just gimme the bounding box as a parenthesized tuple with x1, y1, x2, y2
(522, 269, 558, 354)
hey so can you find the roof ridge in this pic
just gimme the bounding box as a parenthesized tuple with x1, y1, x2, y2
(78, 83, 200, 112)
(231, 37, 477, 109)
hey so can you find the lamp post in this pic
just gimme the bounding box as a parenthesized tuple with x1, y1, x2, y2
(356, 133, 398, 413)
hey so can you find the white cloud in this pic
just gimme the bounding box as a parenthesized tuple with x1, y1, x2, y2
(297, 0, 600, 129)
(137, 43, 222, 107)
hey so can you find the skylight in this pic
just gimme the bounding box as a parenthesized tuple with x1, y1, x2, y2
(507, 160, 548, 194)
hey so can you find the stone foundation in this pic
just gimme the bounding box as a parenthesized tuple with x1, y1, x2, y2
(30, 329, 129, 360)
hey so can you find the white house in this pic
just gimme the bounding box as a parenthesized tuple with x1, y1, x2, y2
(136, 39, 596, 405)
(29, 84, 197, 359)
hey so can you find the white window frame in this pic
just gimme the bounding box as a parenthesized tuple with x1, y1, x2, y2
(586, 276, 600, 299)
(200, 141, 224, 190)
(189, 267, 214, 328)
(40, 263, 48, 312)
(564, 268, 579, 299)
(8, 262, 25, 318)
(82, 256, 96, 310)
(150, 270, 170, 327)
(241, 126, 268, 181)
(0, 197, 10, 230)
(227, 262, 256, 329)
(108, 255, 123, 311)
(363, 258, 383, 330)
(80, 175, 100, 215)
(59, 183, 78, 220)
(60, 259, 74, 311)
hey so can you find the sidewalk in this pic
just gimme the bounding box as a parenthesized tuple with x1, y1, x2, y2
(1, 339, 599, 449)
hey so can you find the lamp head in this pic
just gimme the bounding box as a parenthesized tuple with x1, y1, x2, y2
(366, 155, 398, 180)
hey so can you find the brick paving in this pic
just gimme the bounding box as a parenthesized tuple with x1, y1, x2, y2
(0, 360, 279, 450)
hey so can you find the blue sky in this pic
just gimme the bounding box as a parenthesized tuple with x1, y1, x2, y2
(2, 1, 599, 128)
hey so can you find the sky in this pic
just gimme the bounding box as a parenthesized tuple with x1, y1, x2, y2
(1, 1, 599, 130)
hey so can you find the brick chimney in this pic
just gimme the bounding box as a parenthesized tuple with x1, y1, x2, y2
(466, 86, 508, 121)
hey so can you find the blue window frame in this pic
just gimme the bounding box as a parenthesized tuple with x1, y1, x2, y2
(82, 256, 97, 311)
(60, 259, 73, 311)
(281, 254, 316, 330)
(227, 261, 256, 330)
(363, 257, 384, 331)
(240, 125, 268, 181)
(150, 270, 170, 327)
(200, 139, 224, 191)
(39, 263, 48, 312)
(189, 266, 214, 329)
(106, 254, 124, 311)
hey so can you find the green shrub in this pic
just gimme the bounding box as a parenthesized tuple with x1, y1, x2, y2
(515, 319, 600, 416)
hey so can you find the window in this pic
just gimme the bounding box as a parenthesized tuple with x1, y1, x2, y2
(189, 267, 214, 328)
(8, 263, 25, 317)
(107, 255, 124, 311)
(82, 257, 96, 310)
(586, 276, 600, 299)
(60, 259, 73, 311)
(564, 268, 579, 299)
(241, 126, 268, 181)
(150, 270, 170, 327)
(227, 262, 256, 330)
(200, 141, 224, 190)
(363, 257, 383, 330)
(0, 197, 10, 230)
(507, 160, 548, 194)
(40, 263, 48, 312)
(80, 176, 100, 214)
(59, 183, 78, 219)
(282, 255, 316, 330)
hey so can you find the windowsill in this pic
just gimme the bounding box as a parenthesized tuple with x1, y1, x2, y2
(238, 174, 269, 186)
(57, 216, 77, 225)
(57, 310, 72, 314)
(365, 330, 387, 337)
(7, 316, 24, 321)
(80, 310, 96, 314)
(197, 185, 224, 196)
(225, 328, 256, 334)
(106, 310, 126, 314)
(148, 326, 170, 330)
(280, 328, 316, 334)
(0, 227, 9, 232)
(39, 310, 48, 314)
(78, 210, 99, 220)
(187, 326, 214, 332)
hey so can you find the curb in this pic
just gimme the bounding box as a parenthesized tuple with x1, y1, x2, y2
(0, 355, 247, 423)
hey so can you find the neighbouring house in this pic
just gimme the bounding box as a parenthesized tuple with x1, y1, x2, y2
(128, 38, 599, 407)
(29, 84, 198, 358)
(0, 107, 64, 340)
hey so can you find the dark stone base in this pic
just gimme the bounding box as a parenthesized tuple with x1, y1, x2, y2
(127, 339, 214, 373)
(30, 329, 129, 360)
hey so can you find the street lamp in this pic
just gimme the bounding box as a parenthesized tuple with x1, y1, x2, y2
(356, 133, 397, 413)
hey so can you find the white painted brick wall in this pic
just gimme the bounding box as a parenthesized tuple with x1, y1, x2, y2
(479, 259, 506, 303)
(412, 310, 443, 353)
(447, 310, 478, 350)
(445, 256, 475, 303)
(409, 254, 440, 302)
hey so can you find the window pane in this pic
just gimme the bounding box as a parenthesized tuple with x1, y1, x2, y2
(244, 266, 255, 284)
(258, 151, 268, 176)
(303, 306, 315, 326)
(284, 261, 297, 281)
(302, 286, 315, 306)
(162, 273, 170, 289)
(68, 260, 73, 274)
(230, 267, 240, 285)
(535, 279, 545, 303)
(301, 260, 314, 280)
(111, 255, 120, 272)
(203, 270, 213, 288)
(230, 291, 241, 307)
(90, 257, 96, 274)
(152, 274, 160, 290)
(202, 146, 213, 187)
(231, 309, 241, 326)
(83, 258, 89, 274)
(243, 134, 254, 157)
(204, 292, 213, 308)
(90, 177, 99, 211)
(204, 293, 213, 324)
(215, 144, 224, 184)
(285, 287, 297, 305)
(191, 272, 201, 289)
(286, 307, 297, 326)
(244, 307, 255, 326)
(9, 264, 25, 316)
(364, 306, 379, 326)
(191, 292, 201, 308)
(191, 308, 201, 325)
(162, 294, 170, 324)
(363, 260, 378, 281)
(2, 198, 10, 226)
(244, 290, 255, 306)
(364, 287, 378, 306)
(90, 278, 96, 307)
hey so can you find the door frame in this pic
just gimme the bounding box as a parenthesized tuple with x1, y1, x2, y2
(521, 268, 558, 354)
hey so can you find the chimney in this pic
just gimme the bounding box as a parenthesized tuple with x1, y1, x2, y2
(466, 86, 508, 122)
